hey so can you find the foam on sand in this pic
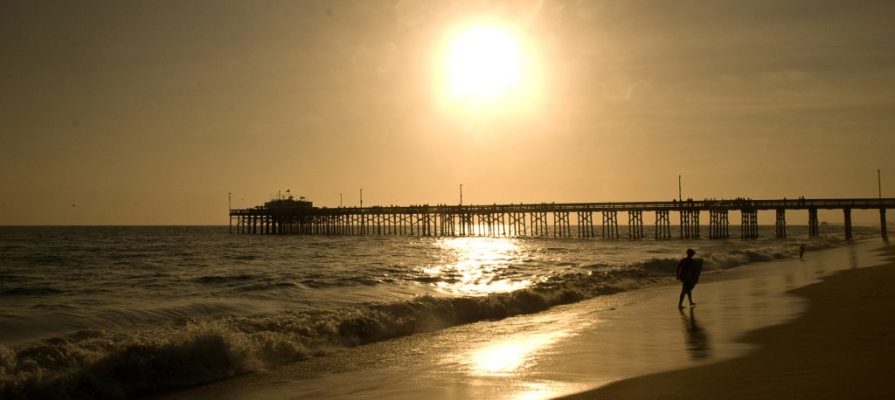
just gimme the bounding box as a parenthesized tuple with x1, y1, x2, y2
(566, 244, 895, 399)
(156, 239, 889, 400)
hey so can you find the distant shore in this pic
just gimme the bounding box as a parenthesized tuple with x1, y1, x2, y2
(561, 245, 895, 400)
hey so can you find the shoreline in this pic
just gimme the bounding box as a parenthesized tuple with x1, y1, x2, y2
(154, 241, 892, 400)
(561, 245, 895, 399)
(5, 233, 874, 400)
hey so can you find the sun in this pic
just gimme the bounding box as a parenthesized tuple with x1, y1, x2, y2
(443, 24, 529, 106)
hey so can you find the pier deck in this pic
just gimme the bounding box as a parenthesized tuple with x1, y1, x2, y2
(229, 198, 894, 240)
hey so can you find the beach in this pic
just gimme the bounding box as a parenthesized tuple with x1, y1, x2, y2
(155, 239, 892, 400)
(564, 245, 895, 399)
(2, 227, 889, 399)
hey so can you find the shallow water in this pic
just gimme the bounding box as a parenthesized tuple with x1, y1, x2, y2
(0, 225, 878, 399)
(157, 240, 890, 400)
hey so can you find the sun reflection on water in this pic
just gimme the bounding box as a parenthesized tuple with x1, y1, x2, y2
(437, 307, 600, 400)
(422, 237, 532, 295)
(470, 331, 565, 376)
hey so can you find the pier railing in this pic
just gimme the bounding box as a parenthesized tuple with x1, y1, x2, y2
(229, 198, 894, 240)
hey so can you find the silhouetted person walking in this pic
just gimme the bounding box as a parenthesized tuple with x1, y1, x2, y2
(677, 248, 701, 308)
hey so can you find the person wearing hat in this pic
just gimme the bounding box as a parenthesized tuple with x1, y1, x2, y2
(676, 248, 701, 308)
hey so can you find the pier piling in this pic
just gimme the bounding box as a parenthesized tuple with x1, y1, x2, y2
(554, 211, 571, 238)
(602, 210, 619, 239)
(655, 210, 672, 239)
(882, 208, 889, 241)
(628, 210, 644, 239)
(680, 208, 700, 239)
(709, 209, 729, 239)
(578, 211, 595, 238)
(808, 207, 819, 238)
(775, 209, 786, 238)
(844, 208, 852, 240)
(741, 209, 759, 239)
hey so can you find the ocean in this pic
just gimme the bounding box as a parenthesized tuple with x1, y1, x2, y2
(0, 225, 877, 399)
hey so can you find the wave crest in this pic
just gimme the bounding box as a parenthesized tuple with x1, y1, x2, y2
(0, 322, 315, 400)
(0, 287, 63, 297)
(0, 272, 639, 399)
(0, 234, 854, 399)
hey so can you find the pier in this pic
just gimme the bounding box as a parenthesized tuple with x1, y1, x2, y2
(229, 197, 894, 240)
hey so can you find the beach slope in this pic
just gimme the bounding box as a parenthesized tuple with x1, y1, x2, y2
(562, 247, 895, 399)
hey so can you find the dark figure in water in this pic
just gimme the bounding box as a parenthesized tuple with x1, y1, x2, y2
(677, 249, 700, 308)
(799, 244, 806, 259)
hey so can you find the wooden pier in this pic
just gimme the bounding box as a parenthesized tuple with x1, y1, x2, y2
(229, 197, 894, 240)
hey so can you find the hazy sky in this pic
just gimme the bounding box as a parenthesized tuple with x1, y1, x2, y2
(2, 0, 894, 225)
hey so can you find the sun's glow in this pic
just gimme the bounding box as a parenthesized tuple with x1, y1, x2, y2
(440, 22, 537, 110)
(448, 25, 522, 99)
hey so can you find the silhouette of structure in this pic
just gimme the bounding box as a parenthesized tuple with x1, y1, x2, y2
(229, 197, 894, 240)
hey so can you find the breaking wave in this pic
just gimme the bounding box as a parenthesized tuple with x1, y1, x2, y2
(0, 234, 858, 399)
(0, 269, 645, 399)
(0, 287, 64, 297)
(193, 274, 260, 285)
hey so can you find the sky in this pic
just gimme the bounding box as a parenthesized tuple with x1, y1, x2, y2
(2, 0, 894, 225)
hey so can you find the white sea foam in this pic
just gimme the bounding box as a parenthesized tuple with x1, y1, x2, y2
(0, 225, 879, 398)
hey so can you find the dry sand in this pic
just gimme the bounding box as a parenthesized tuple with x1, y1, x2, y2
(561, 246, 895, 400)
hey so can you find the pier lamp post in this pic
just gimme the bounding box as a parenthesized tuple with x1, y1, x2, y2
(228, 192, 232, 234)
(880, 169, 889, 241)
(678, 175, 682, 202)
(340, 193, 343, 208)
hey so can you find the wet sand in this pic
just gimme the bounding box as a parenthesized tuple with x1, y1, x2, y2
(562, 245, 895, 400)
(158, 241, 891, 400)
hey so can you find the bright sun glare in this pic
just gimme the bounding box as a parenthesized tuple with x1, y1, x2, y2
(444, 24, 529, 106)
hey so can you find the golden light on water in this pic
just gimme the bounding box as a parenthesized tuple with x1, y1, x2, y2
(423, 237, 532, 295)
(443, 309, 600, 400)
(470, 330, 567, 376)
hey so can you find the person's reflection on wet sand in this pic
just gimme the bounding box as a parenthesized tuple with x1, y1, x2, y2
(679, 307, 711, 360)
(848, 245, 859, 269)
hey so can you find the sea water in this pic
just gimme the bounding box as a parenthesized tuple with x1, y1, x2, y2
(0, 225, 876, 398)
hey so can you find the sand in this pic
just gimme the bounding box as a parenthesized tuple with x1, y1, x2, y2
(157, 241, 893, 400)
(562, 246, 895, 400)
